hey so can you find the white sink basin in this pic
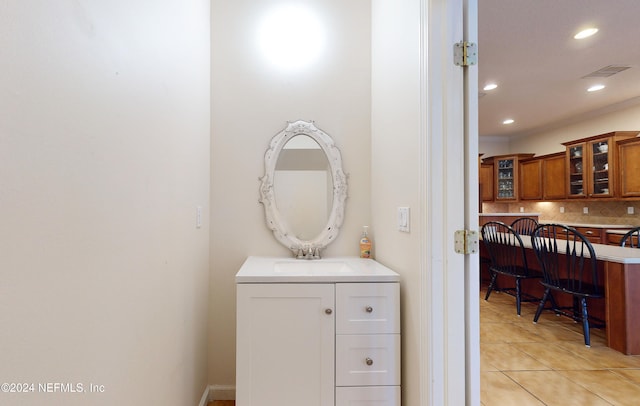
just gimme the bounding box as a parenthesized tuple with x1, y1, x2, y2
(274, 261, 354, 274)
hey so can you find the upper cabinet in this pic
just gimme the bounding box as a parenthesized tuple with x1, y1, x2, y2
(480, 131, 640, 203)
(479, 156, 494, 202)
(519, 158, 542, 200)
(541, 152, 567, 200)
(491, 154, 534, 201)
(563, 132, 639, 199)
(617, 137, 640, 198)
(518, 152, 566, 201)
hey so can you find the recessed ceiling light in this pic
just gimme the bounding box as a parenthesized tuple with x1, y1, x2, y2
(587, 84, 605, 92)
(574, 28, 598, 39)
(483, 83, 498, 91)
(503, 119, 514, 125)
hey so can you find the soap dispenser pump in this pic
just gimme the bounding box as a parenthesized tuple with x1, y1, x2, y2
(359, 226, 372, 258)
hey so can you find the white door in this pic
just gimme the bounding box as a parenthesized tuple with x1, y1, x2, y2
(420, 0, 479, 405)
(236, 283, 335, 406)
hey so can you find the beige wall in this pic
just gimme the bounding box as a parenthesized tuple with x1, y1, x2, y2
(1, 2, 210, 405)
(209, 0, 372, 387)
(484, 102, 640, 156)
(371, 0, 423, 404)
(479, 135, 510, 157)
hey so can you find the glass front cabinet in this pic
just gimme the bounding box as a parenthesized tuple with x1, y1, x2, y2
(564, 132, 639, 199)
(491, 154, 534, 201)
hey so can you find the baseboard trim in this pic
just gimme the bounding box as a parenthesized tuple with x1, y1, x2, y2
(198, 386, 210, 406)
(199, 384, 236, 405)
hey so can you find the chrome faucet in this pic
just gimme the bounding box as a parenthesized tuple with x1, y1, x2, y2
(297, 245, 320, 260)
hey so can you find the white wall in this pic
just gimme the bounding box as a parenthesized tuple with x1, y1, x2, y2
(0, 2, 210, 405)
(210, 0, 372, 387)
(371, 0, 423, 404)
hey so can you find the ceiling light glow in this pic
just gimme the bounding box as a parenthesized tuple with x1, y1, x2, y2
(257, 5, 326, 72)
(574, 28, 598, 39)
(503, 119, 514, 125)
(483, 83, 498, 91)
(587, 84, 605, 92)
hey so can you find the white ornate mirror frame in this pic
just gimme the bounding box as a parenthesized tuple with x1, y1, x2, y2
(259, 120, 348, 259)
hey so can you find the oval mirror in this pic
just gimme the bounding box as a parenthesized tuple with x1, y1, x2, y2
(259, 120, 347, 258)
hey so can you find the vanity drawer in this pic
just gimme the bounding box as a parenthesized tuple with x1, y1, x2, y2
(335, 334, 401, 386)
(336, 283, 400, 334)
(336, 385, 401, 406)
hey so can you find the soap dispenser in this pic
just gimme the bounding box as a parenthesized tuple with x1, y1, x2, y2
(359, 226, 372, 258)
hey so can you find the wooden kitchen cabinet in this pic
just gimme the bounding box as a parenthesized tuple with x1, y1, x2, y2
(617, 137, 640, 198)
(519, 158, 542, 200)
(492, 154, 534, 201)
(541, 152, 567, 200)
(479, 159, 495, 202)
(564, 131, 638, 199)
(518, 152, 566, 201)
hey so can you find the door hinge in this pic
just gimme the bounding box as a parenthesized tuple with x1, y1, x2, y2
(454, 230, 479, 254)
(454, 41, 477, 67)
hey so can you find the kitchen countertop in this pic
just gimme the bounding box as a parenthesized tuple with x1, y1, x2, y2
(606, 229, 634, 235)
(480, 212, 541, 216)
(236, 256, 400, 283)
(516, 235, 640, 264)
(539, 221, 636, 229)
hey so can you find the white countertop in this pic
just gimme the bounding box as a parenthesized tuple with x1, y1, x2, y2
(515, 235, 640, 264)
(480, 213, 541, 216)
(542, 221, 636, 229)
(606, 229, 633, 235)
(235, 256, 401, 283)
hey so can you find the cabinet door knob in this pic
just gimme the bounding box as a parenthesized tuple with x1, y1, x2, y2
(325, 308, 333, 315)
(365, 357, 374, 366)
(365, 306, 374, 313)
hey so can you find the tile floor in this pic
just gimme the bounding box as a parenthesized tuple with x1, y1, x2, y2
(481, 287, 640, 405)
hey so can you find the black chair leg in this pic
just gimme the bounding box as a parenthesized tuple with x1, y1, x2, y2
(485, 272, 497, 301)
(533, 288, 550, 323)
(580, 297, 591, 347)
(515, 279, 522, 316)
(572, 296, 581, 322)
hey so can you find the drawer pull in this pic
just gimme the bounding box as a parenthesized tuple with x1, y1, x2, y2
(325, 308, 333, 315)
(585, 231, 594, 235)
(365, 357, 374, 366)
(365, 306, 374, 313)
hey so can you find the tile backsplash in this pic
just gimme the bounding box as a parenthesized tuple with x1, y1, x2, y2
(483, 201, 640, 226)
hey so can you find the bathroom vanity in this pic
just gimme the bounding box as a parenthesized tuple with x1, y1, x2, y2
(235, 256, 401, 406)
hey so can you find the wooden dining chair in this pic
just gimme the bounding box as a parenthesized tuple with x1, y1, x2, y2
(481, 221, 542, 315)
(620, 227, 640, 248)
(531, 224, 604, 347)
(510, 217, 539, 237)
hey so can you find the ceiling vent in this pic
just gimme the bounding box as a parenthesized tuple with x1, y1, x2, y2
(582, 65, 631, 78)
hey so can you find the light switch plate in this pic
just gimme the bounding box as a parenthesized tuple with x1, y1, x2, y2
(196, 206, 203, 228)
(398, 207, 410, 232)
(629, 207, 635, 215)
(583, 207, 589, 214)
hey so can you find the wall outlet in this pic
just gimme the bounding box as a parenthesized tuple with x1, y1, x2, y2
(560, 206, 565, 214)
(519, 207, 524, 213)
(629, 207, 635, 215)
(583, 207, 589, 214)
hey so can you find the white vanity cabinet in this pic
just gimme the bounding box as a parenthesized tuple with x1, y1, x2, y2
(235, 257, 401, 406)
